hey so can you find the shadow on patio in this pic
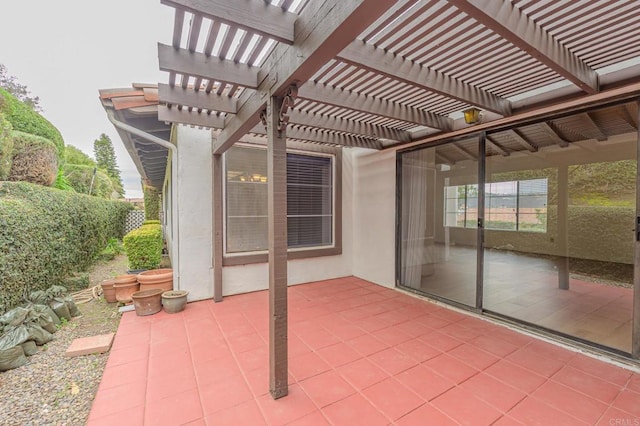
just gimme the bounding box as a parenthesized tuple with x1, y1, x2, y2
(88, 277, 640, 425)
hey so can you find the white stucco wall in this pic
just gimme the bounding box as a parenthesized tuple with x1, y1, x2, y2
(175, 126, 213, 301)
(352, 148, 397, 288)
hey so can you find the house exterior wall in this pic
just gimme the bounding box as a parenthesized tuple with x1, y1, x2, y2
(352, 148, 397, 288)
(175, 126, 213, 301)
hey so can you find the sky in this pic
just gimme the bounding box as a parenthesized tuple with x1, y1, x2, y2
(0, 0, 174, 198)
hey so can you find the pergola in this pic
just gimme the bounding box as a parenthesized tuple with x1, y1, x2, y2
(154, 0, 640, 398)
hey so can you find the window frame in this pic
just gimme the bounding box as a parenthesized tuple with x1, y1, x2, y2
(222, 143, 342, 266)
(444, 178, 548, 233)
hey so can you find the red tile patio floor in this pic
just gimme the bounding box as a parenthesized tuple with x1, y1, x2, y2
(88, 277, 640, 425)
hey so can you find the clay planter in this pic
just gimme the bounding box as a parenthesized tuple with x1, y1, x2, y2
(131, 289, 163, 316)
(100, 279, 117, 303)
(161, 290, 189, 314)
(137, 268, 173, 293)
(114, 275, 140, 303)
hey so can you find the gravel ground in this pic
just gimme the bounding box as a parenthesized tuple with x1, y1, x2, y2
(0, 255, 128, 426)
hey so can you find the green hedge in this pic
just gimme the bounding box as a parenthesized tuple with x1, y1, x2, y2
(8, 131, 58, 186)
(143, 185, 160, 221)
(63, 164, 114, 199)
(123, 223, 162, 270)
(0, 113, 12, 179)
(0, 88, 64, 159)
(0, 181, 132, 312)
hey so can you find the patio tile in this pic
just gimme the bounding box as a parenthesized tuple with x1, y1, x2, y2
(568, 353, 632, 386)
(256, 384, 317, 425)
(335, 358, 389, 390)
(98, 358, 148, 390)
(459, 372, 526, 412)
(199, 372, 253, 415)
(345, 333, 389, 356)
(316, 341, 361, 367)
(204, 400, 266, 426)
(395, 403, 457, 426)
(298, 370, 356, 408)
(89, 380, 147, 420)
(551, 365, 622, 403)
(506, 347, 565, 377)
(361, 377, 424, 421)
(506, 397, 585, 425)
(144, 388, 203, 426)
(532, 381, 608, 424)
(395, 364, 456, 401)
(289, 351, 331, 381)
(424, 353, 480, 384)
(91, 278, 640, 426)
(612, 388, 640, 418)
(322, 393, 389, 426)
(431, 386, 503, 425)
(367, 347, 417, 375)
(485, 360, 547, 393)
(146, 367, 197, 402)
(447, 343, 500, 370)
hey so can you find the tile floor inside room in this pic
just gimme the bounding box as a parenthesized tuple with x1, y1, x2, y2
(88, 277, 640, 425)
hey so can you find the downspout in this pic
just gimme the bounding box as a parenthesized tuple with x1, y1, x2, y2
(106, 110, 180, 290)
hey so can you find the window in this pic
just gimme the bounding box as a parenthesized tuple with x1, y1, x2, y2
(444, 178, 547, 232)
(225, 145, 334, 255)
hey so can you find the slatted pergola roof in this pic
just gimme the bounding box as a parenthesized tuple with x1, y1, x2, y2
(156, 0, 640, 155)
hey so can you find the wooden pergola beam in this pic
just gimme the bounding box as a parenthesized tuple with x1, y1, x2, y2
(449, 0, 598, 94)
(338, 41, 511, 116)
(539, 121, 569, 147)
(506, 129, 537, 152)
(486, 136, 510, 156)
(297, 83, 452, 130)
(158, 43, 260, 89)
(158, 104, 226, 128)
(162, 0, 297, 44)
(213, 0, 397, 155)
(289, 109, 413, 143)
(158, 83, 238, 113)
(250, 124, 382, 149)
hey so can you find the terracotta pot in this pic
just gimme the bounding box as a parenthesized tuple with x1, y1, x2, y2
(131, 289, 163, 316)
(100, 279, 117, 303)
(161, 290, 189, 314)
(115, 274, 137, 285)
(137, 269, 173, 293)
(114, 281, 140, 303)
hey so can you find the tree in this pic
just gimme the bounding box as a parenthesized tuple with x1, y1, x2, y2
(93, 133, 123, 197)
(0, 64, 42, 112)
(65, 145, 96, 167)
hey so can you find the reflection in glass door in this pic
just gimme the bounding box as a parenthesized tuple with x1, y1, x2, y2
(483, 102, 637, 353)
(399, 137, 479, 307)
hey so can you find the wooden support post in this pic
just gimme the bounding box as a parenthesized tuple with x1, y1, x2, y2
(633, 101, 640, 358)
(212, 151, 223, 302)
(267, 96, 288, 398)
(557, 165, 570, 290)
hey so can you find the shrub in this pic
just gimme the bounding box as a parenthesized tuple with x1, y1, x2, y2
(0, 88, 64, 159)
(0, 181, 132, 312)
(143, 185, 160, 221)
(63, 164, 114, 198)
(123, 223, 163, 270)
(97, 237, 124, 261)
(0, 113, 13, 179)
(8, 131, 58, 186)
